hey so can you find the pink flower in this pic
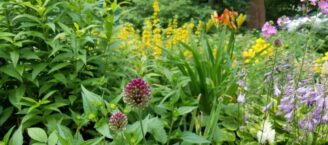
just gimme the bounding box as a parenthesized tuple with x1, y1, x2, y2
(123, 78, 151, 108)
(277, 16, 290, 27)
(109, 112, 128, 131)
(309, 0, 317, 5)
(262, 22, 277, 38)
(319, 0, 328, 14)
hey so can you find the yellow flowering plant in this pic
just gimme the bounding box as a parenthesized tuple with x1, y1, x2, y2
(242, 38, 274, 65)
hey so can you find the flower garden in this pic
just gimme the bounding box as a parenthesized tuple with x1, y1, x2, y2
(1, 0, 328, 144)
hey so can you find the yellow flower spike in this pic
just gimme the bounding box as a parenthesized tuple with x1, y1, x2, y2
(237, 14, 247, 28)
(153, 0, 160, 14)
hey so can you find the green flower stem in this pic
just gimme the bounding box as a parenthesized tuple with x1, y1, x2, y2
(138, 110, 146, 144)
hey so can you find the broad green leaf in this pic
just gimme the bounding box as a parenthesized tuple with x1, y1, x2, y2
(3, 126, 15, 144)
(9, 126, 23, 145)
(0, 64, 22, 82)
(15, 31, 45, 40)
(95, 118, 112, 138)
(48, 131, 58, 145)
(80, 137, 104, 145)
(31, 143, 46, 145)
(9, 86, 25, 109)
(10, 51, 19, 68)
(224, 103, 239, 117)
(53, 73, 67, 85)
(222, 118, 239, 131)
(32, 63, 47, 80)
(81, 85, 102, 115)
(46, 23, 56, 32)
(20, 50, 40, 60)
(148, 117, 167, 144)
(181, 131, 210, 144)
(213, 126, 235, 143)
(12, 14, 41, 24)
(177, 106, 197, 116)
(27, 127, 48, 143)
(48, 62, 70, 74)
(0, 107, 13, 126)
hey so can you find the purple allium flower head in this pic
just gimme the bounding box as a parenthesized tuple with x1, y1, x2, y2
(262, 22, 277, 38)
(109, 112, 128, 131)
(237, 92, 246, 104)
(262, 102, 273, 112)
(277, 16, 290, 27)
(123, 78, 151, 108)
(274, 39, 282, 47)
(319, 0, 328, 14)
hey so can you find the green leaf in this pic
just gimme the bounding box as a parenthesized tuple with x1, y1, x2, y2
(177, 106, 197, 116)
(148, 117, 167, 144)
(3, 126, 15, 144)
(31, 143, 46, 145)
(10, 126, 23, 145)
(48, 62, 70, 74)
(221, 118, 239, 131)
(80, 137, 104, 145)
(27, 127, 48, 143)
(224, 103, 239, 117)
(12, 14, 41, 24)
(32, 63, 47, 80)
(10, 51, 19, 68)
(48, 131, 58, 145)
(0, 107, 13, 126)
(81, 85, 102, 115)
(0, 64, 22, 82)
(95, 118, 112, 138)
(213, 126, 235, 143)
(46, 23, 56, 32)
(53, 73, 67, 85)
(9, 86, 25, 109)
(181, 131, 210, 144)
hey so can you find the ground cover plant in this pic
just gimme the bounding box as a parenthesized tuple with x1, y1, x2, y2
(1, 0, 328, 145)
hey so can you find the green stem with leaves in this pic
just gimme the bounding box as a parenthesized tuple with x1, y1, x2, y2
(138, 110, 146, 144)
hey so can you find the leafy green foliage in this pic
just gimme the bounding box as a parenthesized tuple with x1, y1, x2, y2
(0, 0, 128, 144)
(122, 0, 212, 28)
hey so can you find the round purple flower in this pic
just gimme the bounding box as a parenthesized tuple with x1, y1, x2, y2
(319, 0, 328, 14)
(277, 16, 290, 27)
(262, 22, 277, 38)
(123, 78, 151, 108)
(109, 112, 128, 131)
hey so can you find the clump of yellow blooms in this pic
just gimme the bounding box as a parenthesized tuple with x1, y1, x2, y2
(242, 38, 273, 64)
(314, 52, 328, 74)
(115, 0, 237, 59)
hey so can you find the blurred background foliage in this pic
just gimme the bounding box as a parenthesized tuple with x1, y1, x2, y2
(120, 0, 302, 29)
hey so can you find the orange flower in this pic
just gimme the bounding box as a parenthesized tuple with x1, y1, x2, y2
(212, 9, 240, 30)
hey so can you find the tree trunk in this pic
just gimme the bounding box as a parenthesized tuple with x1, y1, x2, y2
(246, 0, 266, 29)
(208, 0, 215, 8)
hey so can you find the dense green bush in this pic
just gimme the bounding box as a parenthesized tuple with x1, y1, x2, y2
(0, 0, 130, 144)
